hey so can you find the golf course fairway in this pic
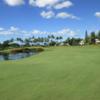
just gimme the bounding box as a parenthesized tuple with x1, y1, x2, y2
(0, 46, 100, 100)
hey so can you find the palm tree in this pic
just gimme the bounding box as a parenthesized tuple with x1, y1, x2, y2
(59, 36, 63, 42)
(16, 38, 23, 43)
(97, 31, 100, 40)
(90, 32, 96, 44)
(85, 30, 89, 44)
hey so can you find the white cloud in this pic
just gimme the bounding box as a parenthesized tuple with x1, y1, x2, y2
(40, 11, 55, 19)
(95, 12, 100, 18)
(0, 30, 14, 35)
(0, 27, 76, 38)
(4, 0, 73, 9)
(0, 26, 23, 35)
(10, 26, 19, 32)
(40, 11, 79, 20)
(0, 27, 4, 31)
(54, 1, 73, 9)
(29, 0, 59, 8)
(29, 0, 73, 9)
(31, 30, 47, 36)
(4, 0, 25, 6)
(57, 28, 76, 36)
(31, 30, 41, 34)
(31, 28, 76, 37)
(3, 0, 77, 20)
(56, 12, 79, 20)
(29, 0, 77, 19)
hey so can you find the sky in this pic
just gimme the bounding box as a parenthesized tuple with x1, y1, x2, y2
(0, 0, 100, 41)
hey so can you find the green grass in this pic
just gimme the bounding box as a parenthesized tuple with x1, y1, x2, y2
(0, 46, 100, 100)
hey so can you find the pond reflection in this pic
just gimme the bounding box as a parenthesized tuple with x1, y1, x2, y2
(0, 52, 36, 61)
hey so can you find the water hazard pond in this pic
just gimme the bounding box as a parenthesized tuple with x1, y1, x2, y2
(0, 47, 44, 61)
(0, 52, 37, 61)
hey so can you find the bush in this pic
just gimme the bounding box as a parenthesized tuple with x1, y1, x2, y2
(34, 47, 44, 52)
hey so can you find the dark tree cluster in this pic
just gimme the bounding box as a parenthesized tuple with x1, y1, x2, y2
(85, 30, 100, 44)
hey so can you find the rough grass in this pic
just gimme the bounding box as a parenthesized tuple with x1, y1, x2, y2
(0, 46, 100, 100)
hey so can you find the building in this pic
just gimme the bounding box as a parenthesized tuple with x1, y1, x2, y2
(95, 39, 100, 44)
(79, 40, 84, 46)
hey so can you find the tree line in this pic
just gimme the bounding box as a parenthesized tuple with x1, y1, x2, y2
(85, 30, 100, 44)
(0, 30, 100, 50)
